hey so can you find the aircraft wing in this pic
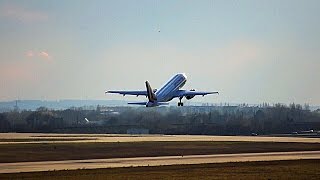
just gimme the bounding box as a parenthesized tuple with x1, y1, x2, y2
(173, 90, 219, 98)
(106, 90, 147, 96)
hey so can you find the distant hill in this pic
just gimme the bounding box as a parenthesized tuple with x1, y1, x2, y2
(0, 100, 129, 112)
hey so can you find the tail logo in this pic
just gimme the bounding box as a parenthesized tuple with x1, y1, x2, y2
(145, 81, 157, 102)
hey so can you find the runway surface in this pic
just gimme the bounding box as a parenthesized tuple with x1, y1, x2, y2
(1, 133, 320, 144)
(1, 151, 320, 173)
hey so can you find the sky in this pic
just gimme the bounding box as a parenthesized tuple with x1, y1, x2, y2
(0, 0, 319, 105)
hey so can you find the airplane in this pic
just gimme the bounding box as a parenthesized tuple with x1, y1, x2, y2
(106, 73, 218, 107)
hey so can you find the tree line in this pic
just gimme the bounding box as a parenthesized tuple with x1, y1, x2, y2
(0, 104, 319, 135)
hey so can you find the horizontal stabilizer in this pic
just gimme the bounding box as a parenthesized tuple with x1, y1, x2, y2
(128, 102, 147, 105)
(157, 102, 170, 106)
(127, 102, 169, 106)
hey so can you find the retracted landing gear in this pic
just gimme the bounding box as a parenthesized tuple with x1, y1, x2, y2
(178, 97, 184, 106)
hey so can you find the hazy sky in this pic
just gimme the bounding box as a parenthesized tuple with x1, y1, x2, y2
(0, 0, 319, 105)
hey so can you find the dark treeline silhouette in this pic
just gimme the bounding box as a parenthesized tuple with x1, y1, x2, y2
(0, 103, 319, 135)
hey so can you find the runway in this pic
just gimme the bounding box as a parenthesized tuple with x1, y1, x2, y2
(1, 151, 320, 174)
(1, 133, 320, 144)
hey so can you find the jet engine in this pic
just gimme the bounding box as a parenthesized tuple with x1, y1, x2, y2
(186, 89, 195, 100)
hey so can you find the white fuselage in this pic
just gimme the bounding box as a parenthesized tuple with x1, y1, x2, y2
(155, 73, 187, 102)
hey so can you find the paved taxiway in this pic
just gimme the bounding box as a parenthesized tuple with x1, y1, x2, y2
(1, 151, 320, 173)
(1, 133, 320, 144)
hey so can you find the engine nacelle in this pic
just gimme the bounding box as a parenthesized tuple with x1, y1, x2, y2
(186, 95, 195, 100)
(186, 89, 196, 100)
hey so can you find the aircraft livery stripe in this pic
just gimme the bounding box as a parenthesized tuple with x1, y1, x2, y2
(160, 75, 180, 99)
(158, 74, 186, 101)
(156, 74, 179, 98)
(163, 77, 185, 101)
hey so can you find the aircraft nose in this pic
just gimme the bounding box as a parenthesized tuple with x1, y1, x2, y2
(181, 73, 187, 80)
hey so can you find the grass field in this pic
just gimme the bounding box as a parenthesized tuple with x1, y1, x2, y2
(0, 141, 320, 163)
(1, 159, 319, 179)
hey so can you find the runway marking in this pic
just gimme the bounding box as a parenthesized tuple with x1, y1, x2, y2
(0, 151, 320, 174)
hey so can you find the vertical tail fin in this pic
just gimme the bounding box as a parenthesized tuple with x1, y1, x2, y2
(145, 81, 157, 102)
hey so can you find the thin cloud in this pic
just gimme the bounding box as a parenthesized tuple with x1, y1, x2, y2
(25, 50, 52, 61)
(26, 51, 34, 57)
(38, 51, 50, 59)
(0, 3, 48, 23)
